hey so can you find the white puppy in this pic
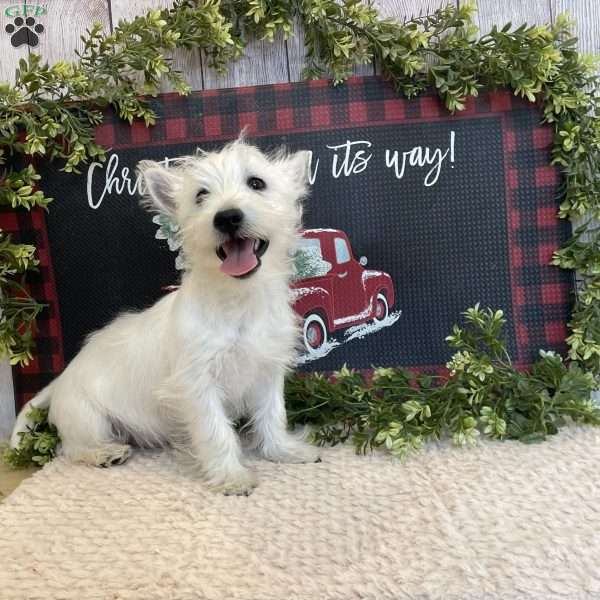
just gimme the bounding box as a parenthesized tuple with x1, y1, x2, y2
(10, 138, 319, 495)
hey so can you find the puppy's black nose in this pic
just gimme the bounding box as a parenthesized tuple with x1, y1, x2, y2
(214, 209, 244, 235)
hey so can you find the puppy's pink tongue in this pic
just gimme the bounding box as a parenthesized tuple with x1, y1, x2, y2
(220, 238, 258, 276)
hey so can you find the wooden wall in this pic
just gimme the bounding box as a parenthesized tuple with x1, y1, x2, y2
(1, 1, 599, 86)
(0, 0, 598, 434)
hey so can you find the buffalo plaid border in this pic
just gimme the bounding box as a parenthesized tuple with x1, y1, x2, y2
(0, 207, 64, 406)
(1, 76, 572, 409)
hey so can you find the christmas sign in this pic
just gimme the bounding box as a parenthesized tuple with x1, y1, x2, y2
(2, 77, 573, 407)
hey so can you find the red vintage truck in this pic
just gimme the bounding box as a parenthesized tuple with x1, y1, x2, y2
(292, 229, 395, 353)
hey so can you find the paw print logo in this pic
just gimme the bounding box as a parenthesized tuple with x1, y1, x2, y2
(5, 17, 44, 48)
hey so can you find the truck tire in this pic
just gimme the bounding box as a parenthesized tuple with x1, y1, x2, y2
(303, 313, 328, 353)
(373, 292, 389, 323)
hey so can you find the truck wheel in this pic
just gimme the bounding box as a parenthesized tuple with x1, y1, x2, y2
(373, 292, 389, 323)
(303, 313, 328, 353)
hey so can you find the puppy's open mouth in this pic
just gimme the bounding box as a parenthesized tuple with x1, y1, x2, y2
(216, 237, 269, 278)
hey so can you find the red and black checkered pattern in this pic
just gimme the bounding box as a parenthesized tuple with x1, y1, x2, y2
(0, 208, 64, 406)
(499, 106, 572, 365)
(1, 76, 572, 408)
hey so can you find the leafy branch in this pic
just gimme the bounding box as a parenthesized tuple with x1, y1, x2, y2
(2, 406, 58, 467)
(286, 305, 600, 458)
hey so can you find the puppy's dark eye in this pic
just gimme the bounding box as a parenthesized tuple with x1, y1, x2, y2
(196, 188, 209, 204)
(247, 176, 266, 191)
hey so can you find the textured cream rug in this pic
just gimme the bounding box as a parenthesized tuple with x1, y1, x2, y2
(1, 427, 600, 600)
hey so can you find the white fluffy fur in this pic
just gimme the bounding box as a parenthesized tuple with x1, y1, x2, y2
(10, 138, 318, 495)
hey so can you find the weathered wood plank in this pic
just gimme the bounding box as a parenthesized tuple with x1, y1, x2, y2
(371, 0, 457, 75)
(476, 0, 552, 33)
(0, 360, 15, 441)
(553, 0, 600, 341)
(0, 0, 35, 83)
(34, 0, 110, 64)
(0, 0, 35, 431)
(203, 33, 289, 89)
(112, 0, 289, 88)
(553, 0, 600, 56)
(554, 0, 600, 403)
(110, 0, 203, 91)
(283, 23, 305, 82)
(286, 19, 374, 83)
(374, 0, 456, 20)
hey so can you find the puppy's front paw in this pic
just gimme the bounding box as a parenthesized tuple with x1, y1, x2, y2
(210, 468, 258, 497)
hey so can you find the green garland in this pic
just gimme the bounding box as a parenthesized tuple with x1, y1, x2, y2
(6, 304, 600, 467)
(2, 1, 600, 467)
(286, 306, 600, 457)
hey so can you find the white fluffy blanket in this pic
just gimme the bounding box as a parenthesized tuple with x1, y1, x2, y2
(1, 427, 600, 600)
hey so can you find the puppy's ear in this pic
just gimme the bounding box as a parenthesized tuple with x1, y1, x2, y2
(284, 150, 311, 186)
(138, 160, 180, 216)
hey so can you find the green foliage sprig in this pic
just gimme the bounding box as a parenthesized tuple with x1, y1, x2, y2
(2, 1, 600, 468)
(286, 305, 600, 458)
(2, 406, 58, 467)
(0, 233, 42, 365)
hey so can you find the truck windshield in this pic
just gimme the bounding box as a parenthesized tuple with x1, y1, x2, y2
(293, 238, 332, 279)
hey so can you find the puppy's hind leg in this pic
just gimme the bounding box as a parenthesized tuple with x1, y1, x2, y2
(49, 393, 132, 468)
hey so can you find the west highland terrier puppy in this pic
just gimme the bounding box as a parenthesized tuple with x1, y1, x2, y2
(10, 138, 319, 495)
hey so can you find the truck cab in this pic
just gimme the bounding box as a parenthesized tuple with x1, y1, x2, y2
(291, 229, 395, 353)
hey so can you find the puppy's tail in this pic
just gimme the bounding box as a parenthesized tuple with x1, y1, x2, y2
(9, 385, 52, 449)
